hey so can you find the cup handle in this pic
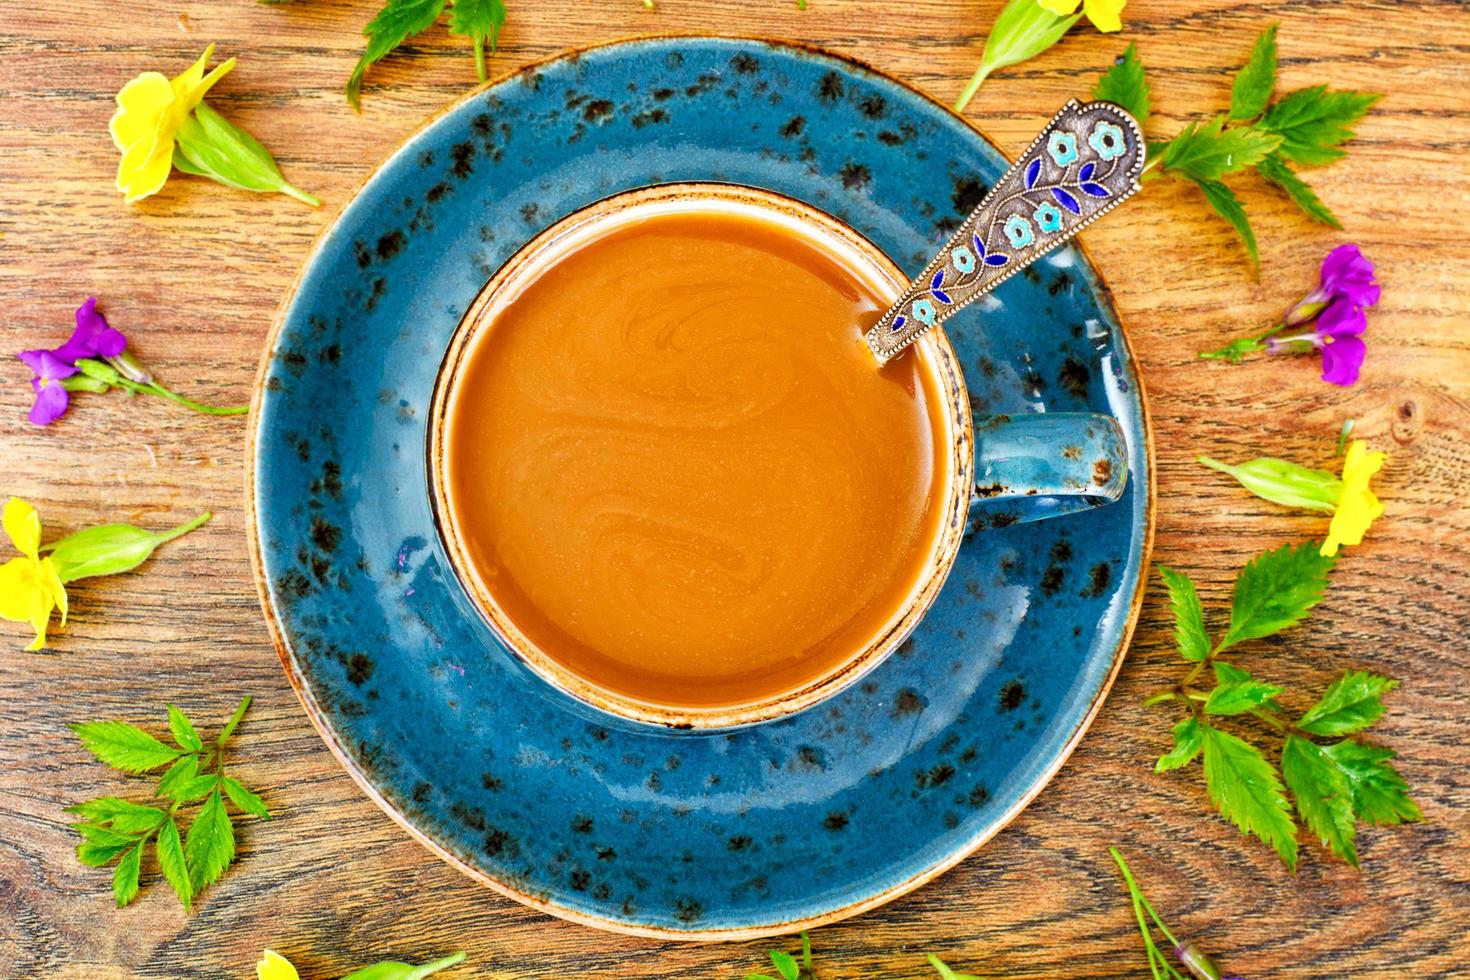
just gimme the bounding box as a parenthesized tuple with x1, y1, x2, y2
(968, 412, 1129, 532)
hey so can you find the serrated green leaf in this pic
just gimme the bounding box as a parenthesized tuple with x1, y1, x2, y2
(1281, 734, 1358, 866)
(1093, 43, 1150, 129)
(172, 774, 222, 803)
(156, 818, 193, 911)
(184, 790, 236, 892)
(112, 844, 142, 907)
(66, 797, 166, 831)
(156, 755, 200, 798)
(1204, 662, 1285, 716)
(222, 776, 271, 820)
(1229, 24, 1277, 121)
(167, 705, 203, 752)
(1201, 724, 1298, 868)
(71, 823, 142, 847)
(1219, 541, 1336, 652)
(1299, 670, 1397, 736)
(1260, 86, 1381, 166)
(927, 953, 984, 980)
(768, 950, 799, 980)
(347, 0, 451, 110)
(76, 839, 135, 867)
(447, 0, 506, 82)
(1161, 116, 1282, 182)
(217, 695, 253, 746)
(1156, 565, 1210, 661)
(1257, 153, 1342, 228)
(1197, 455, 1341, 512)
(1193, 177, 1260, 269)
(1155, 716, 1205, 773)
(70, 721, 182, 773)
(1321, 740, 1421, 825)
(339, 953, 469, 980)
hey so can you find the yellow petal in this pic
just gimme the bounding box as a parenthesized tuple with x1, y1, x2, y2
(0, 557, 37, 623)
(118, 141, 176, 204)
(171, 47, 236, 120)
(1037, 0, 1082, 14)
(3, 498, 41, 559)
(171, 44, 216, 95)
(109, 72, 174, 155)
(257, 950, 301, 980)
(1083, 0, 1125, 31)
(41, 557, 67, 628)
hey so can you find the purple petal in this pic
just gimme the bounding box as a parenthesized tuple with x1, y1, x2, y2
(54, 297, 128, 363)
(28, 377, 70, 425)
(19, 349, 78, 380)
(17, 349, 50, 375)
(1315, 295, 1368, 339)
(1320, 335, 1366, 386)
(1051, 186, 1081, 214)
(1319, 244, 1380, 309)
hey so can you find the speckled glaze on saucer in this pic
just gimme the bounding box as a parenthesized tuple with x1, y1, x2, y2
(247, 37, 1154, 939)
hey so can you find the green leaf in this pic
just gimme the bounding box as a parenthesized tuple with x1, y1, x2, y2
(71, 721, 183, 773)
(1160, 116, 1282, 181)
(47, 525, 166, 583)
(1281, 734, 1358, 866)
(1093, 43, 1150, 128)
(927, 953, 985, 980)
(72, 823, 143, 848)
(167, 705, 203, 752)
(769, 950, 799, 980)
(447, 0, 506, 82)
(1155, 716, 1205, 773)
(1200, 724, 1298, 868)
(1260, 86, 1381, 166)
(218, 695, 253, 746)
(1229, 24, 1277, 121)
(347, 0, 451, 110)
(339, 953, 469, 980)
(222, 776, 272, 820)
(1257, 153, 1342, 228)
(1298, 670, 1397, 736)
(1218, 541, 1336, 652)
(1192, 177, 1260, 269)
(172, 774, 222, 803)
(112, 844, 143, 907)
(156, 817, 193, 911)
(66, 797, 166, 827)
(1156, 565, 1210, 661)
(184, 789, 236, 892)
(1198, 456, 1341, 512)
(176, 102, 319, 206)
(1204, 662, 1285, 716)
(156, 755, 201, 798)
(76, 839, 135, 867)
(1320, 740, 1421, 825)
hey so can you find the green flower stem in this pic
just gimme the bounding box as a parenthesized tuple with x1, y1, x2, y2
(473, 38, 489, 83)
(276, 182, 322, 208)
(954, 65, 994, 116)
(116, 378, 248, 416)
(219, 695, 253, 746)
(156, 512, 213, 545)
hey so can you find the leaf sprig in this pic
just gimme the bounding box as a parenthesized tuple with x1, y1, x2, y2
(346, 0, 508, 110)
(1093, 27, 1381, 267)
(1147, 544, 1419, 868)
(68, 696, 269, 908)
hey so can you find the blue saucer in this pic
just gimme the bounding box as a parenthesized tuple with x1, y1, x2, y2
(248, 37, 1152, 938)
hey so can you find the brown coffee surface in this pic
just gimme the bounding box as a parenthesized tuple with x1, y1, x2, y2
(442, 206, 946, 708)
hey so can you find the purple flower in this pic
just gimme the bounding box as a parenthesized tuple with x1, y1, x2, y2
(1270, 295, 1367, 386)
(18, 350, 78, 425)
(53, 297, 128, 364)
(1285, 244, 1380, 326)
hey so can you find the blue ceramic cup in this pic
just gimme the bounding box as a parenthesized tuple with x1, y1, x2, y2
(429, 182, 1127, 730)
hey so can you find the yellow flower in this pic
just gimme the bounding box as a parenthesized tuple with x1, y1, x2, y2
(1321, 440, 1386, 557)
(109, 45, 236, 204)
(1037, 0, 1126, 32)
(256, 950, 300, 980)
(0, 498, 68, 650)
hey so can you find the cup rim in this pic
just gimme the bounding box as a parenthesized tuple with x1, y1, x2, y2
(427, 181, 974, 729)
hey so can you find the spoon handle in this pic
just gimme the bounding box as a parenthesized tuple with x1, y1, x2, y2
(865, 99, 1146, 364)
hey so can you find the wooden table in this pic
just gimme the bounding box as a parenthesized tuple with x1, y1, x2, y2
(3, 1, 1467, 976)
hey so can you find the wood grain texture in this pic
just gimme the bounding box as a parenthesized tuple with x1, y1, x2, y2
(2, 1, 1468, 977)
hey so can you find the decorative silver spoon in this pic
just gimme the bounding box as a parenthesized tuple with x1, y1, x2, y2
(866, 99, 1146, 364)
